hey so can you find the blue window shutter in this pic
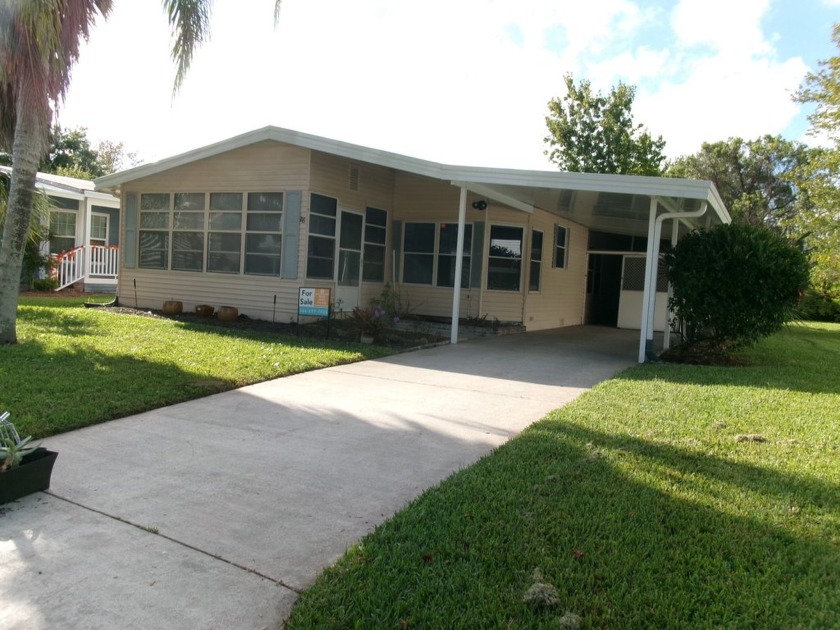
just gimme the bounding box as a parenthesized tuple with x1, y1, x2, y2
(391, 220, 402, 282)
(281, 191, 301, 279)
(470, 221, 484, 288)
(123, 193, 138, 268)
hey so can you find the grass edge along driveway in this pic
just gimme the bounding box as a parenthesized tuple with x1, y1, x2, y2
(2, 296, 392, 437)
(286, 322, 840, 629)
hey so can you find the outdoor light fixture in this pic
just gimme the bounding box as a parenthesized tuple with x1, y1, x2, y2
(472, 200, 487, 210)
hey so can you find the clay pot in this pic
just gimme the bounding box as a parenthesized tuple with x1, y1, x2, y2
(195, 304, 215, 317)
(218, 306, 239, 322)
(162, 300, 183, 315)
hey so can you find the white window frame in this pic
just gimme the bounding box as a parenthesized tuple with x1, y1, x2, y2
(90, 212, 109, 247)
(553, 224, 569, 269)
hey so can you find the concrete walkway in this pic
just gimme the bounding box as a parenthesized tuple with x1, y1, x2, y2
(0, 326, 638, 629)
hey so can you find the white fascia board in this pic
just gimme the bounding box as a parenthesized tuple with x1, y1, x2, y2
(95, 125, 449, 192)
(92, 125, 731, 225)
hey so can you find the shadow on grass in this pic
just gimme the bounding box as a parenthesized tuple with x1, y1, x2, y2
(621, 324, 840, 396)
(289, 419, 839, 629)
(15, 306, 105, 338)
(0, 340, 235, 438)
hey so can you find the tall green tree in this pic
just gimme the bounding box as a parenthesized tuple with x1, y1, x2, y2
(40, 125, 137, 179)
(544, 74, 666, 176)
(0, 0, 282, 344)
(667, 135, 815, 233)
(41, 125, 104, 178)
(796, 23, 840, 301)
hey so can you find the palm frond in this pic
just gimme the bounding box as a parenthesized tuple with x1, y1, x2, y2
(163, 0, 212, 94)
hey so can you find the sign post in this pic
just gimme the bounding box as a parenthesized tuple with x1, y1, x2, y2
(298, 287, 331, 337)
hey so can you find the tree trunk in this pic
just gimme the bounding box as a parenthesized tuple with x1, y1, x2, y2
(0, 103, 47, 344)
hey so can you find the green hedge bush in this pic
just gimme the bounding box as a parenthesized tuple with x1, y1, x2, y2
(663, 223, 809, 350)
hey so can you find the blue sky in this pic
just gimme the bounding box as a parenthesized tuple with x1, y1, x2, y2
(60, 0, 839, 171)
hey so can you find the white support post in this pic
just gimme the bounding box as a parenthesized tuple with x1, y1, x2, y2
(450, 186, 468, 345)
(638, 201, 710, 363)
(83, 198, 93, 279)
(638, 197, 660, 363)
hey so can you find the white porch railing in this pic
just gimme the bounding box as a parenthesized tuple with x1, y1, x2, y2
(53, 244, 119, 290)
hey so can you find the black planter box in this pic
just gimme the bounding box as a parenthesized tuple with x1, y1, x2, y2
(0, 447, 58, 504)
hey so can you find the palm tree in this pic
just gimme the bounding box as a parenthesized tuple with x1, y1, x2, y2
(0, 0, 281, 344)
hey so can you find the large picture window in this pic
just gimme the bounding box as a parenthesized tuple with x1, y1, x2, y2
(136, 190, 283, 275)
(307, 193, 337, 279)
(172, 192, 205, 272)
(139, 193, 170, 269)
(402, 222, 436, 284)
(245, 192, 283, 276)
(208, 193, 243, 274)
(487, 225, 523, 291)
(437, 223, 472, 288)
(363, 207, 387, 282)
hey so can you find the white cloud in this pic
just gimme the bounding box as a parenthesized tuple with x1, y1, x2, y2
(57, 0, 816, 171)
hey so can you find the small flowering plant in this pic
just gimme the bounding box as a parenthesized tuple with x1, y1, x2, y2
(349, 303, 394, 340)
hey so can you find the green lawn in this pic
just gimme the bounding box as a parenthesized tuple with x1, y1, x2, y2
(286, 322, 840, 629)
(1, 296, 391, 438)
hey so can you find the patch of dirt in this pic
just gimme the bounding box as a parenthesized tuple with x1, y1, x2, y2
(88, 304, 446, 350)
(659, 340, 745, 367)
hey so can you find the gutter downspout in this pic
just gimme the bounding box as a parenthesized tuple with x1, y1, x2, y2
(638, 199, 709, 363)
(450, 186, 468, 344)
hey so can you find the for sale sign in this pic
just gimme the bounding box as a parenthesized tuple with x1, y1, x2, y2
(298, 287, 331, 318)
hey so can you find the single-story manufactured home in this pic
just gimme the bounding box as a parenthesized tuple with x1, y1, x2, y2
(1, 165, 121, 291)
(95, 126, 729, 362)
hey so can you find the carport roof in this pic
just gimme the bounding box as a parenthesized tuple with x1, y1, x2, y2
(95, 125, 729, 235)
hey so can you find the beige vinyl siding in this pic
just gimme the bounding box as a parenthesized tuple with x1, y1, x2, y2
(309, 151, 395, 213)
(117, 141, 312, 322)
(522, 209, 588, 331)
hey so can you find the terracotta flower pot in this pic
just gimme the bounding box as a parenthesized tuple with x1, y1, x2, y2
(195, 304, 215, 317)
(162, 300, 183, 315)
(218, 306, 239, 322)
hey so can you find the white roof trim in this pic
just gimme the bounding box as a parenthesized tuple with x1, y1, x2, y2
(94, 125, 730, 224)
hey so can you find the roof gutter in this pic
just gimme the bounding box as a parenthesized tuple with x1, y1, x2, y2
(638, 198, 709, 363)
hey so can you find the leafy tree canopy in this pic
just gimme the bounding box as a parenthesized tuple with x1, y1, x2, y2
(667, 135, 815, 233)
(544, 74, 666, 176)
(795, 23, 840, 300)
(39, 125, 138, 179)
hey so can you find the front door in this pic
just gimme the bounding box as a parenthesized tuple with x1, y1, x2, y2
(335, 210, 363, 312)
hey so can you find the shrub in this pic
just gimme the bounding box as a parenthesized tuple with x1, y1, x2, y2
(663, 223, 809, 350)
(797, 289, 840, 322)
(32, 277, 59, 292)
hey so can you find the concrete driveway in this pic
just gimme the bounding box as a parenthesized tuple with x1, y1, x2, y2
(0, 326, 638, 629)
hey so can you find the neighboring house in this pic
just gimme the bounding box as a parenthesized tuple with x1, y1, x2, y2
(1, 165, 120, 291)
(95, 126, 730, 362)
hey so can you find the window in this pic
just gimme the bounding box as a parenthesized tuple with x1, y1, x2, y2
(307, 193, 337, 279)
(403, 222, 435, 284)
(437, 223, 472, 288)
(49, 211, 76, 254)
(487, 225, 523, 291)
(529, 230, 543, 292)
(172, 193, 205, 272)
(139, 193, 170, 269)
(245, 192, 283, 276)
(363, 207, 387, 282)
(553, 225, 568, 269)
(208, 193, 243, 274)
(90, 214, 109, 247)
